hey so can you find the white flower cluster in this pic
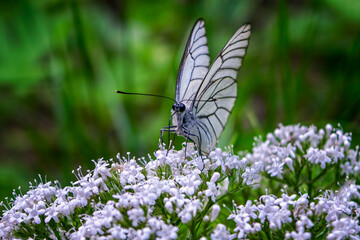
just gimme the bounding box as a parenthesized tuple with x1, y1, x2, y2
(0, 145, 247, 239)
(0, 123, 359, 239)
(248, 124, 357, 178)
(0, 159, 112, 239)
(71, 199, 178, 240)
(228, 183, 360, 240)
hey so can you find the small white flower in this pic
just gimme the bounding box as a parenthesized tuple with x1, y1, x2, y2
(203, 172, 222, 201)
(231, 215, 253, 238)
(340, 161, 354, 176)
(178, 198, 202, 223)
(326, 146, 345, 163)
(325, 124, 333, 135)
(44, 205, 60, 223)
(340, 182, 360, 200)
(275, 192, 297, 208)
(153, 219, 178, 240)
(285, 229, 311, 240)
(178, 174, 202, 196)
(24, 203, 46, 224)
(210, 224, 234, 240)
(284, 157, 294, 170)
(258, 194, 279, 223)
(210, 204, 221, 222)
(268, 206, 292, 229)
(305, 147, 332, 169)
(131, 227, 152, 240)
(93, 159, 112, 180)
(299, 125, 323, 147)
(296, 215, 314, 230)
(127, 208, 146, 227)
(266, 157, 285, 178)
(238, 200, 258, 219)
(210, 172, 220, 183)
(327, 217, 360, 240)
(108, 226, 129, 239)
(242, 162, 261, 185)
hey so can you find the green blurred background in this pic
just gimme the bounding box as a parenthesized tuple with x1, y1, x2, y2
(1, 0, 359, 201)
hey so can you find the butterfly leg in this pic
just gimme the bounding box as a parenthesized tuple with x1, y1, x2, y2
(160, 111, 179, 154)
(185, 135, 189, 157)
(160, 126, 176, 143)
(159, 126, 176, 153)
(171, 131, 176, 150)
(182, 127, 206, 170)
(183, 129, 205, 170)
(182, 128, 202, 157)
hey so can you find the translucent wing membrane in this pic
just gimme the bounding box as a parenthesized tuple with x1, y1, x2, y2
(175, 19, 210, 107)
(193, 24, 251, 153)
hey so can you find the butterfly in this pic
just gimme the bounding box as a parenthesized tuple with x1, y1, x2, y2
(162, 18, 251, 155)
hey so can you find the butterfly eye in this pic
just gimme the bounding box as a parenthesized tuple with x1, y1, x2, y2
(172, 103, 186, 112)
(179, 103, 186, 112)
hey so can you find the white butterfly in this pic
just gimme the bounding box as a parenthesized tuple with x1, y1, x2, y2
(163, 18, 251, 155)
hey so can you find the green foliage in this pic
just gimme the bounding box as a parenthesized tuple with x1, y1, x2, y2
(0, 0, 359, 204)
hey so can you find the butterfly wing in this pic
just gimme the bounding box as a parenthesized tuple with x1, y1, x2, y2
(192, 24, 251, 154)
(175, 19, 210, 107)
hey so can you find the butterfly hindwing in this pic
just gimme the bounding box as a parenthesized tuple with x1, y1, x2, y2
(193, 24, 251, 153)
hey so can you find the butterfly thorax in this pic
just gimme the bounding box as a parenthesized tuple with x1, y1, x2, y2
(172, 103, 196, 136)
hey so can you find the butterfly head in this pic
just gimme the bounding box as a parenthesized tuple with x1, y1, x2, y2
(172, 102, 186, 112)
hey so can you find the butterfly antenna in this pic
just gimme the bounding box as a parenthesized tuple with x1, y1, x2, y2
(116, 90, 176, 103)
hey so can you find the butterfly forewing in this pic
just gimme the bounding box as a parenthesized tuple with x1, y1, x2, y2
(193, 24, 251, 153)
(175, 19, 210, 107)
